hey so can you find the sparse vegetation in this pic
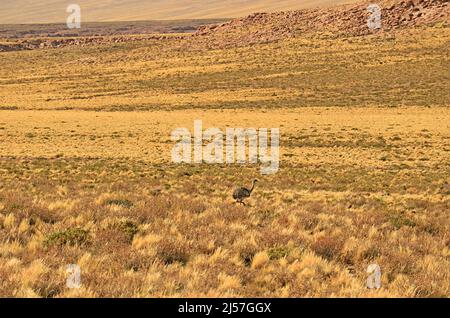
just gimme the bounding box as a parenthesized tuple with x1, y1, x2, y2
(105, 199, 134, 209)
(0, 0, 448, 298)
(44, 228, 90, 247)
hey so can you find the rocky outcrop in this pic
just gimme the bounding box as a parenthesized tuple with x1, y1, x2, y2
(195, 0, 449, 47)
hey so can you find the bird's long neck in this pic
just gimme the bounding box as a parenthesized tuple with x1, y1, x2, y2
(250, 181, 256, 193)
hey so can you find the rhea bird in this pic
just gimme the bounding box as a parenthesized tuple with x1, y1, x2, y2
(233, 179, 258, 206)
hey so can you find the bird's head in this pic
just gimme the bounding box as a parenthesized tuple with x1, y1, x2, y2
(253, 179, 258, 183)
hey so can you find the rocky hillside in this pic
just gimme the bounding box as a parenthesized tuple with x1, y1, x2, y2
(0, 0, 448, 52)
(195, 0, 449, 47)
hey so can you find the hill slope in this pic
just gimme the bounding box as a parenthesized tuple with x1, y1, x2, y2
(0, 0, 357, 24)
(0, 26, 448, 110)
(196, 0, 449, 47)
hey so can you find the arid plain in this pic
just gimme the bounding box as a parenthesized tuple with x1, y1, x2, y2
(0, 1, 449, 297)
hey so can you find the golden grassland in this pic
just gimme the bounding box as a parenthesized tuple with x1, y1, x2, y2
(0, 27, 448, 111)
(0, 107, 449, 297)
(0, 26, 449, 297)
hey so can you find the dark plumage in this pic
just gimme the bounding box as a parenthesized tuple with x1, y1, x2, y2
(233, 179, 258, 205)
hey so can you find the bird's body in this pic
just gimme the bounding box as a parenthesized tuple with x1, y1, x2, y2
(233, 179, 257, 205)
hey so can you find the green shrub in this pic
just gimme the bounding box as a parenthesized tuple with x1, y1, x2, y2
(45, 228, 89, 247)
(117, 220, 139, 242)
(389, 213, 416, 229)
(268, 246, 291, 260)
(105, 199, 133, 208)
